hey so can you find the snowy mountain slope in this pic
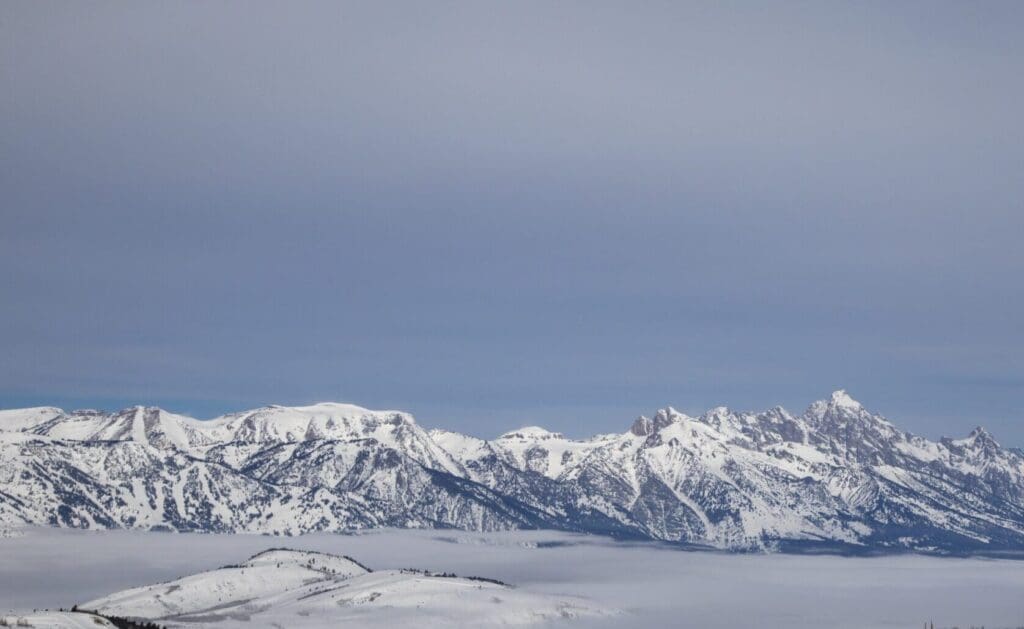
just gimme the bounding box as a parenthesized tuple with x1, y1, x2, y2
(78, 549, 610, 628)
(0, 406, 64, 432)
(429, 429, 644, 538)
(434, 391, 1024, 550)
(490, 427, 614, 479)
(0, 431, 376, 532)
(28, 406, 215, 452)
(203, 403, 465, 475)
(0, 430, 556, 535)
(1, 392, 1023, 552)
(234, 437, 566, 532)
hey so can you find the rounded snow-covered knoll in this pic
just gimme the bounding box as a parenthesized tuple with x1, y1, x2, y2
(80, 548, 612, 627)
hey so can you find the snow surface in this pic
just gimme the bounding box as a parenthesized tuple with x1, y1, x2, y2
(0, 407, 63, 432)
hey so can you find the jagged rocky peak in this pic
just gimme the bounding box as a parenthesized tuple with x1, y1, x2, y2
(752, 405, 808, 444)
(806, 389, 865, 417)
(967, 425, 997, 442)
(497, 426, 565, 440)
(803, 390, 896, 431)
(753, 405, 799, 426)
(630, 415, 654, 436)
(945, 425, 1003, 454)
(631, 407, 686, 436)
(697, 405, 744, 431)
(798, 390, 914, 464)
(654, 406, 686, 428)
(830, 389, 862, 410)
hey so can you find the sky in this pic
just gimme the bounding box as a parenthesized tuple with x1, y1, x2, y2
(1, 2, 1022, 443)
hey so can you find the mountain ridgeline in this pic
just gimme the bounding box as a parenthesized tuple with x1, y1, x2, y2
(1, 392, 1022, 553)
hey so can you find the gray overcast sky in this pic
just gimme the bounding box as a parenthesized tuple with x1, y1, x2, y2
(2, 1, 1022, 443)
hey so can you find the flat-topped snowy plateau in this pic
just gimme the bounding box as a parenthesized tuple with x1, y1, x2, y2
(2, 391, 1023, 553)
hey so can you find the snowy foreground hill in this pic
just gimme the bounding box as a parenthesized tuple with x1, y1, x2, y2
(2, 548, 609, 628)
(2, 391, 1023, 552)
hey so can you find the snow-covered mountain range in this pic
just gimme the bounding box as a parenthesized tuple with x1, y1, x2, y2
(2, 391, 1023, 553)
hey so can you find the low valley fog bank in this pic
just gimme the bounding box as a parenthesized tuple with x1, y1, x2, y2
(2, 528, 1024, 628)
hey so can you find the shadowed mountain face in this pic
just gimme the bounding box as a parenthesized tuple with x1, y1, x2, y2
(1, 392, 1023, 553)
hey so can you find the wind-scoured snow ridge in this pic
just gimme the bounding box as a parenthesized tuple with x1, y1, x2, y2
(2, 392, 1024, 553)
(73, 549, 610, 628)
